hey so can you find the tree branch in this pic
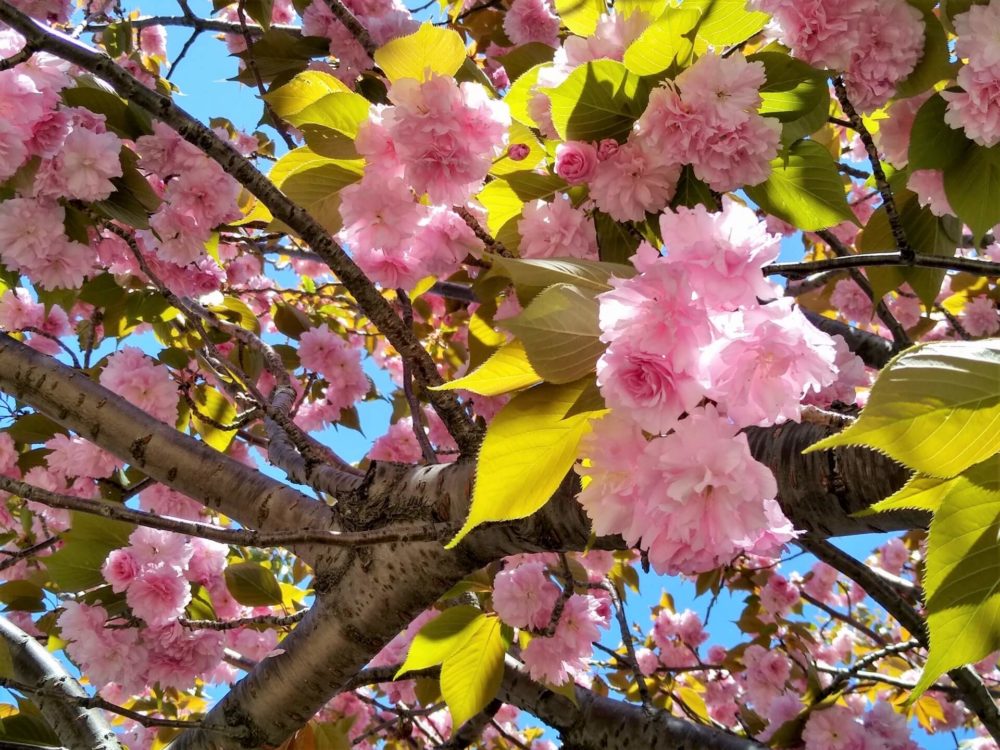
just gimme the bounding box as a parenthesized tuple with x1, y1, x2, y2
(800, 309, 898, 368)
(0, 615, 122, 750)
(765, 252, 1000, 279)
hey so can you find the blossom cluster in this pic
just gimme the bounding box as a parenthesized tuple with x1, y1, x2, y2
(491, 552, 614, 686)
(338, 74, 506, 288)
(578, 199, 858, 575)
(943, 3, 1000, 147)
(753, 0, 925, 111)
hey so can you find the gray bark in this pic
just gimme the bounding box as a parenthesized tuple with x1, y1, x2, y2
(0, 615, 122, 750)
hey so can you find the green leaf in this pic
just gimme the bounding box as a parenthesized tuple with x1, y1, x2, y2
(686, 0, 769, 45)
(554, 0, 606, 35)
(497, 44, 555, 84)
(45, 512, 134, 592)
(264, 70, 352, 120)
(481, 256, 634, 304)
(61, 82, 153, 140)
(397, 605, 483, 675)
(910, 456, 1000, 696)
(477, 171, 567, 235)
(234, 30, 329, 85)
(502, 283, 604, 384)
(750, 52, 828, 123)
(374, 23, 467, 82)
(864, 472, 968, 516)
(273, 302, 313, 340)
(446, 377, 601, 547)
(189, 384, 239, 452)
(7, 413, 67, 445)
(806, 340, 1000, 478)
(432, 340, 541, 396)
(543, 60, 650, 143)
(943, 143, 1000, 242)
(594, 210, 641, 264)
(224, 562, 284, 606)
(622, 7, 699, 76)
(283, 90, 370, 139)
(0, 581, 46, 612)
(209, 296, 262, 334)
(277, 161, 363, 234)
(858, 190, 961, 308)
(243, 0, 274, 30)
(504, 64, 545, 127)
(908, 94, 971, 172)
(894, 11, 954, 99)
(745, 139, 856, 231)
(440, 614, 508, 728)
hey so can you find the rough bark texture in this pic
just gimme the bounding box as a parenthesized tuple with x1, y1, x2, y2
(499, 659, 767, 750)
(0, 616, 122, 750)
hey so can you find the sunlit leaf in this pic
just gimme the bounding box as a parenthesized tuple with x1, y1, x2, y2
(432, 340, 541, 396)
(374, 23, 467, 82)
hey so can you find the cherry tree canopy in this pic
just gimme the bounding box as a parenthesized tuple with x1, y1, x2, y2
(0, 0, 998, 748)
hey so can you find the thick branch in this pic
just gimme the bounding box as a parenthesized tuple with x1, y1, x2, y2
(0, 615, 121, 750)
(0, 4, 480, 455)
(801, 310, 898, 368)
(0, 334, 333, 539)
(499, 658, 766, 750)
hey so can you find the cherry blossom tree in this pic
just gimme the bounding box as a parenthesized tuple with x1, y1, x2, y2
(0, 0, 998, 748)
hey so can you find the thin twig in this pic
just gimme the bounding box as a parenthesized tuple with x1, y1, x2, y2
(180, 609, 306, 630)
(0, 474, 452, 548)
(321, 0, 376, 58)
(0, 536, 59, 572)
(765, 252, 1000, 279)
(398, 291, 436, 464)
(166, 27, 200, 79)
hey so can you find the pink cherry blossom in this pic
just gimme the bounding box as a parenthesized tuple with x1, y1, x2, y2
(493, 560, 560, 630)
(554, 141, 598, 185)
(907, 169, 954, 218)
(99, 347, 179, 424)
(943, 4, 1000, 147)
(368, 418, 423, 463)
(102, 548, 140, 593)
(297, 325, 369, 411)
(126, 566, 193, 627)
(659, 200, 781, 309)
(521, 594, 608, 685)
(44, 126, 123, 201)
(842, 0, 924, 112)
(588, 138, 681, 221)
(44, 434, 122, 479)
(517, 195, 599, 260)
(802, 705, 867, 750)
(503, 0, 560, 48)
(962, 296, 1000, 337)
(830, 278, 874, 322)
(675, 53, 765, 124)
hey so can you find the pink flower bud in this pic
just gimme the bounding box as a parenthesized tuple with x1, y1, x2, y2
(508, 143, 531, 161)
(596, 138, 620, 161)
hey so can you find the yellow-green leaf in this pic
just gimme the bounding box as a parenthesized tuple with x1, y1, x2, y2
(622, 7, 699, 76)
(446, 377, 600, 547)
(806, 340, 1000, 478)
(862, 473, 955, 516)
(555, 0, 606, 36)
(543, 60, 649, 143)
(190, 384, 238, 453)
(432, 340, 541, 396)
(224, 562, 283, 606)
(263, 70, 352, 120)
(502, 283, 604, 384)
(440, 614, 508, 728)
(686, 0, 769, 45)
(397, 605, 483, 676)
(911, 456, 1000, 696)
(374, 23, 466, 83)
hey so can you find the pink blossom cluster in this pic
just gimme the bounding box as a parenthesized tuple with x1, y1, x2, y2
(297, 324, 370, 413)
(134, 122, 243, 266)
(99, 347, 179, 424)
(517, 194, 599, 260)
(0, 288, 72, 355)
(577, 199, 846, 574)
(802, 702, 917, 750)
(632, 53, 780, 194)
(943, 3, 1000, 147)
(753, 0, 924, 111)
(503, 0, 560, 48)
(340, 76, 505, 287)
(491, 556, 610, 686)
(302, 0, 415, 85)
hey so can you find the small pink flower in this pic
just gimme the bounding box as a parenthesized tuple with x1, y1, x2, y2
(508, 143, 531, 161)
(554, 141, 598, 185)
(102, 549, 140, 593)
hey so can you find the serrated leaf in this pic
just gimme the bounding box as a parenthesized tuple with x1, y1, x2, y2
(911, 456, 1000, 697)
(446, 377, 600, 547)
(190, 384, 238, 453)
(432, 340, 541, 396)
(622, 8, 699, 76)
(863, 473, 955, 516)
(908, 94, 971, 172)
(502, 283, 604, 384)
(686, 0, 769, 45)
(943, 142, 1000, 242)
(264, 71, 352, 120)
(806, 340, 1000, 478)
(224, 562, 283, 606)
(543, 60, 650, 143)
(858, 190, 961, 307)
(554, 0, 605, 35)
(397, 605, 483, 675)
(374, 23, 466, 83)
(750, 52, 828, 123)
(745, 139, 856, 231)
(440, 614, 507, 728)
